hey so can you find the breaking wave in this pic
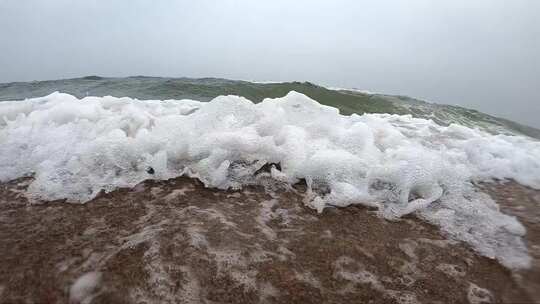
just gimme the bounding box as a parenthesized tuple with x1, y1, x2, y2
(1, 91, 539, 269)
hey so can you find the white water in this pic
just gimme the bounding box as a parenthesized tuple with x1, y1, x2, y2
(1, 91, 539, 269)
(69, 272, 102, 304)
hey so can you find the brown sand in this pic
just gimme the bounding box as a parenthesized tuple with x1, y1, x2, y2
(0, 177, 539, 304)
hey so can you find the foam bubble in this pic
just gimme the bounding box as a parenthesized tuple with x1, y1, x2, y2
(69, 272, 102, 304)
(1, 91, 539, 268)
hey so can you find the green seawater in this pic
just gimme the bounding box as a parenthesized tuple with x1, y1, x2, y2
(1, 76, 539, 139)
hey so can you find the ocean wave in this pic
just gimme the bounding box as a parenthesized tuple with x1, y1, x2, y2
(1, 91, 539, 269)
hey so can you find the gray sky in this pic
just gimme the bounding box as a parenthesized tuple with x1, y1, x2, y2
(1, 0, 539, 127)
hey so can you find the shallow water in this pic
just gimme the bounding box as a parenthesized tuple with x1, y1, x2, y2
(1, 177, 538, 303)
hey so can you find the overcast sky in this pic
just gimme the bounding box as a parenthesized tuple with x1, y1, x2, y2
(1, 0, 539, 127)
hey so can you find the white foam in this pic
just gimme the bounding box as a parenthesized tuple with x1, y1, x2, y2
(69, 272, 102, 304)
(467, 282, 494, 304)
(1, 91, 539, 269)
(333, 256, 419, 304)
(327, 86, 379, 95)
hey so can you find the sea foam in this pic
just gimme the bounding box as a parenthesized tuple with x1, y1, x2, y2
(1, 91, 539, 268)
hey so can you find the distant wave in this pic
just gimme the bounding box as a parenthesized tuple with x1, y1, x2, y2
(326, 87, 379, 95)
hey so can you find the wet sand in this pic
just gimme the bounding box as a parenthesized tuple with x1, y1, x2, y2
(1, 177, 539, 303)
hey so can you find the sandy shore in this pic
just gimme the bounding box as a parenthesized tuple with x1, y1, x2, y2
(1, 177, 538, 303)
